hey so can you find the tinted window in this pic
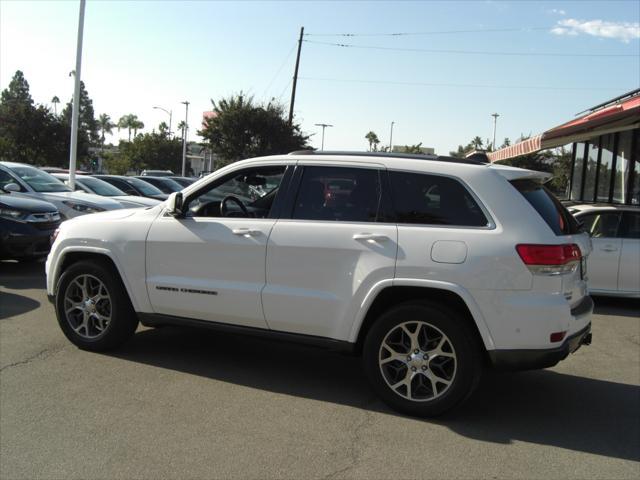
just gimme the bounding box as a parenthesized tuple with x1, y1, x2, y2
(511, 180, 579, 235)
(390, 172, 488, 227)
(578, 212, 622, 238)
(136, 177, 182, 193)
(619, 212, 640, 239)
(122, 177, 163, 196)
(77, 177, 126, 196)
(10, 166, 70, 192)
(0, 169, 25, 191)
(99, 177, 137, 195)
(292, 167, 382, 222)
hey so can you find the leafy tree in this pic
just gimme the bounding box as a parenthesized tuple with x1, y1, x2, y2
(97, 113, 115, 145)
(158, 121, 170, 137)
(61, 81, 99, 145)
(471, 136, 484, 150)
(396, 143, 426, 154)
(118, 132, 182, 173)
(102, 150, 132, 175)
(365, 131, 380, 151)
(176, 120, 186, 141)
(199, 93, 309, 164)
(0, 70, 67, 166)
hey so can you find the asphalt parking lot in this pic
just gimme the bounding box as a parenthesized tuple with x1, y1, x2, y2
(1, 261, 639, 480)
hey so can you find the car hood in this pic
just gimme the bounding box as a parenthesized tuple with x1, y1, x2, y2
(62, 207, 140, 227)
(0, 193, 58, 213)
(113, 195, 162, 207)
(41, 191, 123, 209)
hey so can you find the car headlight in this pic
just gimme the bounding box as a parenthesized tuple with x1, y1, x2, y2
(0, 208, 27, 220)
(62, 201, 105, 214)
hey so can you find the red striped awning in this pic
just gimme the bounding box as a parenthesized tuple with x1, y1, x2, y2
(488, 134, 542, 162)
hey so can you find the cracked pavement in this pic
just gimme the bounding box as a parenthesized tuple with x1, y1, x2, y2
(1, 261, 639, 479)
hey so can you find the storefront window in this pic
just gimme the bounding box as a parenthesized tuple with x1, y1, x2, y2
(613, 131, 633, 203)
(631, 130, 639, 205)
(571, 142, 586, 200)
(597, 134, 615, 202)
(583, 140, 599, 201)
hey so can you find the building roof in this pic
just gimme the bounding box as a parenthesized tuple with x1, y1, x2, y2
(488, 89, 640, 163)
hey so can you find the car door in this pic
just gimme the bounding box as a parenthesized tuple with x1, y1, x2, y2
(262, 163, 398, 340)
(618, 212, 640, 293)
(145, 163, 290, 328)
(579, 212, 623, 292)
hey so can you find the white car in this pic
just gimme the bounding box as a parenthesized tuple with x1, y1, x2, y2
(46, 152, 593, 416)
(51, 173, 162, 209)
(569, 204, 640, 297)
(0, 162, 122, 219)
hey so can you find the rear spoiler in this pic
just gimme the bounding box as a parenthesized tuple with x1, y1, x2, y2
(489, 164, 553, 184)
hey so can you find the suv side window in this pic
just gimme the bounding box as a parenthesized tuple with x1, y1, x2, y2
(106, 178, 138, 195)
(579, 212, 622, 238)
(291, 166, 383, 222)
(186, 165, 286, 218)
(389, 171, 488, 227)
(619, 212, 640, 239)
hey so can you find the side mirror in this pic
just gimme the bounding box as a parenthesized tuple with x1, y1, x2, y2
(3, 183, 20, 193)
(166, 191, 184, 217)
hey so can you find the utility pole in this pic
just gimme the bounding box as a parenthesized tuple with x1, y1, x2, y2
(181, 101, 189, 176)
(389, 121, 395, 152)
(288, 26, 304, 125)
(314, 123, 333, 151)
(68, 0, 86, 191)
(491, 113, 500, 151)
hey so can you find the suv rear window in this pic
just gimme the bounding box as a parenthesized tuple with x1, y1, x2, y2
(511, 180, 579, 235)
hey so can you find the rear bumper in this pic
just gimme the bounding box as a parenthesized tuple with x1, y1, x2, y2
(489, 322, 592, 371)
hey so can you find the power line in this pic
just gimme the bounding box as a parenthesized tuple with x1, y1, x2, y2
(262, 42, 297, 99)
(303, 39, 637, 58)
(298, 76, 627, 91)
(305, 26, 552, 37)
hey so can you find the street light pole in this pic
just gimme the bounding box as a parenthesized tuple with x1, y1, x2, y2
(68, 0, 86, 191)
(314, 123, 333, 151)
(389, 121, 395, 152)
(181, 101, 189, 176)
(491, 113, 500, 151)
(153, 106, 172, 137)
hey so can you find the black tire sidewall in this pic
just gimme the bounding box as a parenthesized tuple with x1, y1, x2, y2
(55, 260, 137, 351)
(363, 301, 482, 417)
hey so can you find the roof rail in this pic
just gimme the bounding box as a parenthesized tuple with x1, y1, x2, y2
(287, 150, 485, 165)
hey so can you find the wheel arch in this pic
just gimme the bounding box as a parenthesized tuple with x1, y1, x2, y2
(351, 279, 495, 355)
(52, 248, 140, 311)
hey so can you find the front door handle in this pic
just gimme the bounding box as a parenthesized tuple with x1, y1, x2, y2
(353, 233, 389, 242)
(600, 246, 618, 252)
(232, 228, 260, 236)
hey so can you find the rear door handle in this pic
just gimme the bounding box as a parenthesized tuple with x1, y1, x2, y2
(600, 246, 618, 252)
(353, 233, 389, 242)
(232, 228, 260, 236)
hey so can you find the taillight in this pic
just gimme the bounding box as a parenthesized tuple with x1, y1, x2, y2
(516, 244, 581, 275)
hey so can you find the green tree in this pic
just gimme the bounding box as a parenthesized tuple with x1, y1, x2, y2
(158, 121, 170, 137)
(397, 143, 426, 154)
(365, 131, 380, 151)
(97, 113, 115, 145)
(61, 81, 99, 145)
(176, 120, 186, 141)
(102, 150, 132, 175)
(118, 132, 183, 173)
(471, 136, 484, 150)
(198, 94, 309, 164)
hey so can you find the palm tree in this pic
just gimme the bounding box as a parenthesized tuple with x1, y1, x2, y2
(117, 114, 142, 141)
(97, 113, 115, 145)
(177, 120, 186, 141)
(471, 136, 484, 150)
(132, 120, 144, 138)
(51, 96, 60, 115)
(365, 131, 380, 151)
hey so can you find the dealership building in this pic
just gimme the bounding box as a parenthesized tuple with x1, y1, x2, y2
(489, 89, 639, 206)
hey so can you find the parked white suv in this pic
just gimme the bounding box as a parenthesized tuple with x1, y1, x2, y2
(46, 152, 593, 416)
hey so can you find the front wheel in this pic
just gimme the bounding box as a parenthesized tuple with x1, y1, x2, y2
(363, 301, 483, 417)
(55, 260, 138, 351)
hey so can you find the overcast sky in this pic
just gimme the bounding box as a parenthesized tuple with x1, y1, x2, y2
(1, 0, 639, 154)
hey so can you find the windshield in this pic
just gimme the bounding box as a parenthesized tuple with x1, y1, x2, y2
(11, 166, 71, 192)
(142, 177, 183, 194)
(78, 177, 126, 196)
(123, 177, 164, 196)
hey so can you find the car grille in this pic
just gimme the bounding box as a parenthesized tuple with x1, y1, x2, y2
(29, 212, 61, 231)
(33, 220, 61, 231)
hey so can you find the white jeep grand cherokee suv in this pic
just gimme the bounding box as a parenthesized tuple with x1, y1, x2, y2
(46, 152, 593, 416)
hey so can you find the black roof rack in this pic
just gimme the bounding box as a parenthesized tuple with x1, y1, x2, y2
(287, 150, 485, 165)
(576, 88, 640, 116)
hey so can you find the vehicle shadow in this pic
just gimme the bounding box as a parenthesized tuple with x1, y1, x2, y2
(0, 260, 46, 290)
(0, 290, 41, 319)
(592, 296, 640, 318)
(110, 326, 639, 462)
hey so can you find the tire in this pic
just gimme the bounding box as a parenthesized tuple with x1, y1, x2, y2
(55, 259, 138, 351)
(363, 301, 483, 417)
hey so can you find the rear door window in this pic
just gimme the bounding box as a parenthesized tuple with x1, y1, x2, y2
(619, 212, 640, 239)
(511, 180, 579, 235)
(578, 212, 622, 238)
(389, 171, 488, 227)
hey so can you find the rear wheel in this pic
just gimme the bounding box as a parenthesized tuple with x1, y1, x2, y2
(363, 301, 483, 417)
(55, 260, 138, 351)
